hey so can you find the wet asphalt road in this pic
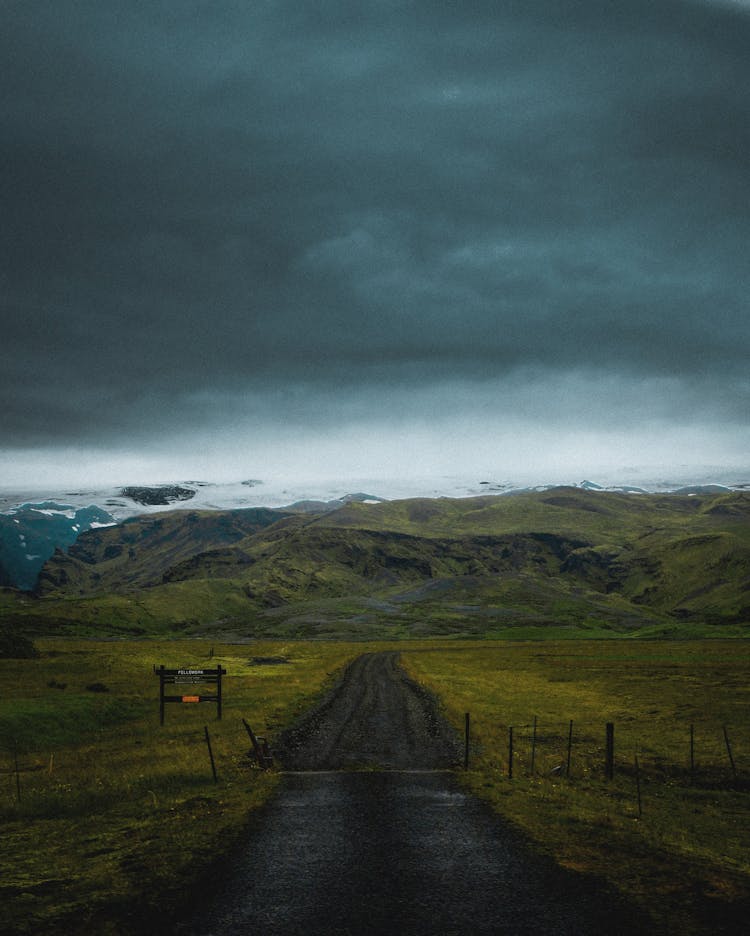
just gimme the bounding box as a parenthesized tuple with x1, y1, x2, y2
(188, 771, 642, 936)
(183, 653, 646, 935)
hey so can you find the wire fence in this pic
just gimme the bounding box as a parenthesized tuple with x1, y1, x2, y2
(467, 714, 749, 790)
(1, 716, 268, 816)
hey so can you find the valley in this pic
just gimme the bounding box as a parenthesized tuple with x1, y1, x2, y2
(1, 488, 748, 932)
(2, 487, 749, 640)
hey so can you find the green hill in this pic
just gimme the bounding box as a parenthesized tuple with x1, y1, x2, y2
(3, 488, 749, 639)
(35, 507, 289, 594)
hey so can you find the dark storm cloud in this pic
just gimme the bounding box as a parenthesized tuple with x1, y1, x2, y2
(2, 0, 750, 448)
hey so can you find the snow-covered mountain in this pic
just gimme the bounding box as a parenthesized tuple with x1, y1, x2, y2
(1, 470, 748, 520)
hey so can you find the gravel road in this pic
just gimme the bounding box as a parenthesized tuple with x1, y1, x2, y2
(274, 651, 462, 771)
(182, 652, 647, 935)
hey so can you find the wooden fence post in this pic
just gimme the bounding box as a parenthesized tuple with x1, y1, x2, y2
(723, 726, 737, 781)
(530, 715, 537, 776)
(13, 741, 21, 803)
(464, 713, 470, 771)
(566, 720, 573, 777)
(508, 726, 514, 779)
(605, 722, 615, 780)
(204, 726, 218, 783)
(634, 750, 642, 817)
(242, 718, 272, 769)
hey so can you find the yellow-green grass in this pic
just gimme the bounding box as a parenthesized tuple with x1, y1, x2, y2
(401, 640, 750, 935)
(5, 637, 749, 934)
(322, 489, 750, 544)
(0, 638, 367, 935)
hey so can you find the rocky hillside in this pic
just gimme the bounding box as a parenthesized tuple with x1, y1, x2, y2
(36, 507, 289, 594)
(0, 503, 116, 591)
(8, 488, 750, 638)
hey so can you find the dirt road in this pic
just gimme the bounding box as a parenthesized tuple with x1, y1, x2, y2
(274, 651, 461, 770)
(183, 652, 647, 935)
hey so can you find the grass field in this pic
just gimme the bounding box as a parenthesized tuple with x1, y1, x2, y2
(401, 639, 750, 935)
(0, 638, 364, 935)
(2, 637, 748, 935)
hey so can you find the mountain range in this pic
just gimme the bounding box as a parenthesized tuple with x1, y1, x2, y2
(0, 488, 387, 593)
(1, 475, 747, 594)
(2, 486, 748, 640)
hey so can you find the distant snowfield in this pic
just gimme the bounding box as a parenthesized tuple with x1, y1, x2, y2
(26, 507, 79, 519)
(1, 467, 748, 520)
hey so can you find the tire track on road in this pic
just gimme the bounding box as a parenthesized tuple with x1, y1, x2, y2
(275, 651, 461, 771)
(182, 652, 651, 935)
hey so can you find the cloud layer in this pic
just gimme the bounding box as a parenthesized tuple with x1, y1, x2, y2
(2, 1, 749, 483)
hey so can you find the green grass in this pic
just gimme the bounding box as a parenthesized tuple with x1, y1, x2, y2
(401, 639, 750, 935)
(321, 488, 750, 543)
(3, 636, 749, 934)
(0, 638, 367, 935)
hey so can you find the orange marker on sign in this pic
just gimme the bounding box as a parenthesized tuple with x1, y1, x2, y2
(182, 695, 200, 703)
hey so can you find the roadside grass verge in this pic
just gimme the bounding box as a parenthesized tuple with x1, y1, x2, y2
(0, 638, 365, 935)
(401, 639, 750, 936)
(4, 636, 748, 934)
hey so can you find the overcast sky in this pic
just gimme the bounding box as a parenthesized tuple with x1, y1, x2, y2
(2, 0, 749, 488)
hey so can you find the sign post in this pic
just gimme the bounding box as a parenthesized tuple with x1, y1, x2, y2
(155, 665, 225, 724)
